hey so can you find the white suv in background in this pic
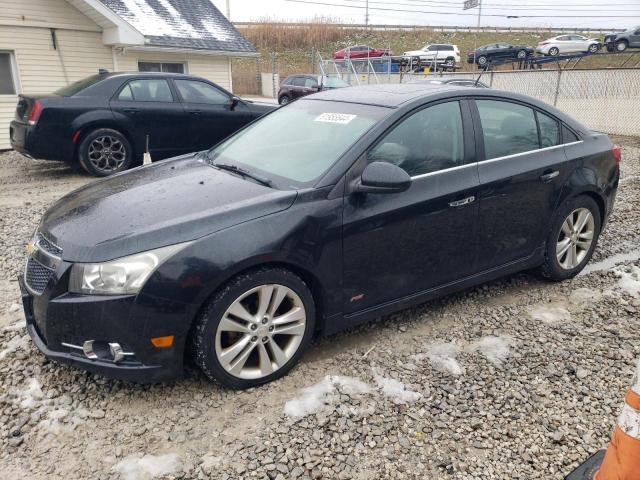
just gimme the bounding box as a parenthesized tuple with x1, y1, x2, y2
(536, 35, 601, 56)
(402, 44, 461, 68)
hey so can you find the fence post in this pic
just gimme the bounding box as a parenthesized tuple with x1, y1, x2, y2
(489, 70, 494, 87)
(271, 52, 278, 99)
(553, 68, 562, 106)
(310, 47, 315, 74)
(255, 56, 261, 97)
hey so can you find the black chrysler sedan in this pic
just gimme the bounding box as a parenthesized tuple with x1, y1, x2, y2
(20, 84, 619, 388)
(9, 72, 275, 177)
(467, 43, 535, 67)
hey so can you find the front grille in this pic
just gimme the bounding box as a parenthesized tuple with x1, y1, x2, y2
(25, 258, 55, 295)
(37, 234, 62, 256)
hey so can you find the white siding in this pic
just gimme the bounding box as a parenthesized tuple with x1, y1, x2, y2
(117, 51, 232, 90)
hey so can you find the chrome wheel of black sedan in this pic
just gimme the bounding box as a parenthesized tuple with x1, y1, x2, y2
(21, 84, 619, 387)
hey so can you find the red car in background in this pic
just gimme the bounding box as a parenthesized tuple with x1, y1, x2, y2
(333, 45, 392, 59)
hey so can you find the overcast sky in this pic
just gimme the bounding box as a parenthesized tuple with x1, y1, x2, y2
(210, 0, 639, 30)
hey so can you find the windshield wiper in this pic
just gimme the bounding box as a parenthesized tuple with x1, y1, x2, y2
(213, 163, 272, 187)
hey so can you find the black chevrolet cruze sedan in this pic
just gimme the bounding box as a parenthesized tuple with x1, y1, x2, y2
(9, 72, 275, 177)
(20, 84, 619, 388)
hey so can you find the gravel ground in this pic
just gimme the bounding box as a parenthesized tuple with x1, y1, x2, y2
(1, 139, 639, 480)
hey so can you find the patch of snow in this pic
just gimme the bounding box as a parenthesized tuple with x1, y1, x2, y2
(616, 266, 640, 298)
(471, 336, 512, 366)
(120, 0, 200, 38)
(527, 303, 571, 324)
(19, 378, 44, 409)
(632, 358, 640, 395)
(284, 375, 371, 418)
(200, 19, 233, 41)
(0, 333, 28, 360)
(374, 376, 422, 403)
(2, 321, 26, 332)
(580, 250, 640, 275)
(418, 342, 464, 376)
(568, 287, 602, 309)
(113, 453, 182, 480)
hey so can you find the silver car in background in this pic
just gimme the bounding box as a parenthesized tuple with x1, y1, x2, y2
(536, 35, 601, 56)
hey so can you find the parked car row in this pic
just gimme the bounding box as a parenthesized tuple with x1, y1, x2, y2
(19, 80, 621, 388)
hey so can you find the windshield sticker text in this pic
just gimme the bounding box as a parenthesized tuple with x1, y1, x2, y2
(314, 113, 357, 124)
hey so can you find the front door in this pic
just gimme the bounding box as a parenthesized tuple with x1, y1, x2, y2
(110, 78, 186, 160)
(173, 78, 252, 151)
(630, 28, 640, 48)
(472, 98, 571, 271)
(342, 100, 479, 313)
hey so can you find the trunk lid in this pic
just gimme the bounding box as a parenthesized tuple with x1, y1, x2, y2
(14, 94, 56, 122)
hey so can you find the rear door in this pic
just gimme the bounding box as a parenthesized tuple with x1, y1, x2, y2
(342, 99, 479, 313)
(109, 77, 186, 160)
(173, 78, 252, 151)
(472, 98, 570, 271)
(289, 76, 307, 99)
(630, 28, 640, 47)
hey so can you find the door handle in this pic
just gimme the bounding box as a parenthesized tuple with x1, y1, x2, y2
(448, 196, 475, 208)
(540, 170, 560, 183)
(124, 108, 139, 114)
(188, 110, 202, 115)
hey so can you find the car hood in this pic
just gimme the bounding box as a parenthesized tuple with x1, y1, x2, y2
(40, 154, 297, 263)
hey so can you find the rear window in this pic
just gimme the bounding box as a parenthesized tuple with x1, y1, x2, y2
(54, 75, 105, 96)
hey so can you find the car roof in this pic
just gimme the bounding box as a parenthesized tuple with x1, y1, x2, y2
(100, 72, 195, 79)
(309, 83, 466, 108)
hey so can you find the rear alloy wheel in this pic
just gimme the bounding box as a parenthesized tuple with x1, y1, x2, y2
(588, 43, 599, 53)
(616, 40, 628, 52)
(192, 268, 315, 388)
(279, 95, 290, 105)
(517, 49, 528, 59)
(548, 47, 560, 56)
(78, 128, 132, 177)
(477, 55, 488, 66)
(540, 196, 601, 281)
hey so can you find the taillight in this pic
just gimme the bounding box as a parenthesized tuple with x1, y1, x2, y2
(539, 42, 549, 46)
(612, 144, 621, 165)
(28, 100, 43, 125)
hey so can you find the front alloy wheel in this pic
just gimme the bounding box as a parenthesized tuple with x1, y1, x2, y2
(192, 268, 315, 388)
(556, 208, 595, 270)
(215, 284, 306, 379)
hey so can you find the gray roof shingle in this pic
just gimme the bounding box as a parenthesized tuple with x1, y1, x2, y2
(98, 0, 257, 54)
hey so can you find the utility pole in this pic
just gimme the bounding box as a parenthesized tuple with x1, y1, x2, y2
(365, 0, 369, 26)
(225, 0, 231, 20)
(463, 0, 482, 67)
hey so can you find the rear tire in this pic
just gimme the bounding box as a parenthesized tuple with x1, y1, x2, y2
(78, 128, 133, 177)
(517, 49, 528, 59)
(539, 195, 601, 281)
(477, 55, 488, 66)
(616, 40, 628, 52)
(191, 267, 315, 389)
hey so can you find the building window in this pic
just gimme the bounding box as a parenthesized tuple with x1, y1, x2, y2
(0, 52, 17, 95)
(138, 61, 185, 74)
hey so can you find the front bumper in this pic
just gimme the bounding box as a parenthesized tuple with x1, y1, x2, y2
(19, 273, 185, 384)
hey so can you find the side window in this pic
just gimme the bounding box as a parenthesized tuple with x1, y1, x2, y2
(304, 77, 318, 88)
(476, 100, 538, 159)
(118, 84, 134, 101)
(125, 79, 173, 102)
(442, 45, 454, 51)
(367, 101, 465, 177)
(292, 77, 306, 87)
(175, 79, 229, 105)
(562, 124, 579, 143)
(536, 111, 560, 148)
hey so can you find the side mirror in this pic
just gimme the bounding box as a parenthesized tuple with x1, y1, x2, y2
(228, 96, 240, 111)
(356, 162, 411, 194)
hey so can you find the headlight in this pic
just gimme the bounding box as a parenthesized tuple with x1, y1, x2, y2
(69, 243, 190, 295)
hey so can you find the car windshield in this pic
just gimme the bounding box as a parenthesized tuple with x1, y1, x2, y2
(207, 99, 389, 188)
(322, 76, 350, 88)
(54, 75, 105, 96)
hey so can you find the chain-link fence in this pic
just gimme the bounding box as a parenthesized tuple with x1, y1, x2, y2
(316, 57, 640, 136)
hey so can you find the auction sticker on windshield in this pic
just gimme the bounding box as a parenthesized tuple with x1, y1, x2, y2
(314, 113, 357, 124)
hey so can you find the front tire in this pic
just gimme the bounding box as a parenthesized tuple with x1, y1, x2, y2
(191, 268, 316, 388)
(539, 195, 601, 281)
(78, 128, 133, 177)
(548, 47, 560, 56)
(588, 43, 599, 53)
(616, 40, 628, 52)
(278, 95, 290, 105)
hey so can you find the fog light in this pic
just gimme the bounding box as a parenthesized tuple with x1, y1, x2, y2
(109, 342, 125, 363)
